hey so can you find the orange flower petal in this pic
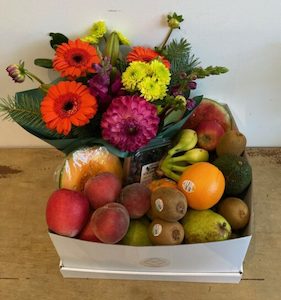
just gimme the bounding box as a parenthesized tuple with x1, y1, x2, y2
(40, 81, 97, 135)
(53, 39, 100, 79)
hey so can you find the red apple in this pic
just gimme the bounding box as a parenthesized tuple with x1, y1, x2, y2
(196, 120, 225, 151)
(77, 213, 101, 242)
(46, 189, 89, 237)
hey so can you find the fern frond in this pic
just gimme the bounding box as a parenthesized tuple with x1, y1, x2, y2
(0, 94, 64, 139)
(0, 94, 42, 127)
(166, 38, 191, 61)
(0, 96, 16, 120)
(166, 38, 200, 86)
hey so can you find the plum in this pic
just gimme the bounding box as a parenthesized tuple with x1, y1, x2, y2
(119, 183, 151, 219)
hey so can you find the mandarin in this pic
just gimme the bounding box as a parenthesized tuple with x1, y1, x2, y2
(177, 162, 225, 210)
(147, 178, 177, 192)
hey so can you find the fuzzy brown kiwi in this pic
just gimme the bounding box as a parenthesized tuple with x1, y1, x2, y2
(218, 197, 250, 230)
(150, 187, 187, 222)
(216, 130, 247, 157)
(148, 219, 185, 245)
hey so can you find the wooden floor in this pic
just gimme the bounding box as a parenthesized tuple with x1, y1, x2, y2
(0, 148, 280, 300)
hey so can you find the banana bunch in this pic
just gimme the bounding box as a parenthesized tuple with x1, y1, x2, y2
(159, 129, 209, 181)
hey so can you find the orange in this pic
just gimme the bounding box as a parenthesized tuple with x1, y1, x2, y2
(177, 162, 225, 210)
(147, 178, 177, 192)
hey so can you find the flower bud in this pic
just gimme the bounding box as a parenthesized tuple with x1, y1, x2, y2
(188, 81, 197, 90)
(105, 31, 120, 66)
(6, 61, 26, 83)
(167, 13, 184, 29)
(186, 98, 196, 111)
(168, 18, 181, 29)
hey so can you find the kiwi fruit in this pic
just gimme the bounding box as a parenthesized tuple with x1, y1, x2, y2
(148, 219, 184, 245)
(150, 187, 187, 222)
(216, 130, 247, 156)
(218, 197, 250, 230)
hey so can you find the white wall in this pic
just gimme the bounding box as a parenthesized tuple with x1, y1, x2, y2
(0, 0, 280, 147)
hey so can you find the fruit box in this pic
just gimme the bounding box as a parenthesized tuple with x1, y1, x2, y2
(48, 106, 253, 284)
(48, 179, 252, 283)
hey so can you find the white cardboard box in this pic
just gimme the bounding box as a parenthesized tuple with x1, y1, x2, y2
(48, 169, 253, 284)
(48, 106, 253, 283)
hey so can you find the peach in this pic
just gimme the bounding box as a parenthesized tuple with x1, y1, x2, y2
(46, 189, 89, 237)
(91, 203, 130, 244)
(84, 172, 122, 209)
(119, 183, 151, 219)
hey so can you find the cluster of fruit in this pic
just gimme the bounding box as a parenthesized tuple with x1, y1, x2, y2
(45, 98, 252, 246)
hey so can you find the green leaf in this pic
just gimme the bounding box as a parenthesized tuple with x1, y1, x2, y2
(166, 38, 200, 86)
(158, 95, 203, 139)
(34, 58, 53, 69)
(49, 32, 68, 49)
(13, 88, 65, 139)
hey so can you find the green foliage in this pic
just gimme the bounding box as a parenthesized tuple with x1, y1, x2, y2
(191, 66, 229, 78)
(115, 58, 128, 73)
(34, 58, 53, 69)
(49, 32, 68, 49)
(0, 95, 41, 125)
(165, 38, 200, 86)
(0, 92, 63, 139)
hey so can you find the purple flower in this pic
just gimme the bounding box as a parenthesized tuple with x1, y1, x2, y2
(88, 58, 125, 111)
(186, 98, 196, 111)
(101, 95, 160, 152)
(188, 81, 197, 90)
(171, 85, 182, 96)
(6, 61, 26, 83)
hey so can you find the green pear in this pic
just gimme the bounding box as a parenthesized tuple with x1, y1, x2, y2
(120, 219, 152, 246)
(181, 209, 231, 244)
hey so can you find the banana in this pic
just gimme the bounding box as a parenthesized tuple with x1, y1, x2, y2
(160, 148, 209, 181)
(168, 129, 198, 156)
(170, 148, 209, 164)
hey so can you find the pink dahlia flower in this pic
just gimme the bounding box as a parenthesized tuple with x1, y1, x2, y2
(101, 95, 160, 152)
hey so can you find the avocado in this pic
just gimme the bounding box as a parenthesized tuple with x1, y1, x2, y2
(213, 154, 252, 195)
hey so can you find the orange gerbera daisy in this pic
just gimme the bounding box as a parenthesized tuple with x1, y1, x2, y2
(53, 39, 100, 79)
(40, 81, 98, 135)
(127, 47, 170, 69)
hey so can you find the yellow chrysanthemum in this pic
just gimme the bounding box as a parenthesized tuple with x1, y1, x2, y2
(138, 77, 167, 101)
(81, 21, 107, 44)
(90, 21, 107, 38)
(149, 60, 171, 85)
(116, 31, 130, 45)
(122, 61, 148, 90)
(80, 35, 99, 44)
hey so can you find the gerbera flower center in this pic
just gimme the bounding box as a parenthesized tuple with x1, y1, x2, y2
(65, 49, 90, 67)
(63, 100, 75, 111)
(72, 55, 83, 63)
(55, 93, 81, 117)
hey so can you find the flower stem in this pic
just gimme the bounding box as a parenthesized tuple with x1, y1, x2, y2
(26, 71, 45, 85)
(160, 28, 173, 50)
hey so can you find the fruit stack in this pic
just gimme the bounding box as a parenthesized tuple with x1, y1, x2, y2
(46, 98, 252, 246)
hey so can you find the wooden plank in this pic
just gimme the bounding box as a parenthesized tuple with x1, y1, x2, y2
(0, 148, 280, 300)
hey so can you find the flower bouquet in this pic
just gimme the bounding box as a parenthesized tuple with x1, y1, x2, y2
(0, 13, 228, 158)
(0, 14, 254, 282)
